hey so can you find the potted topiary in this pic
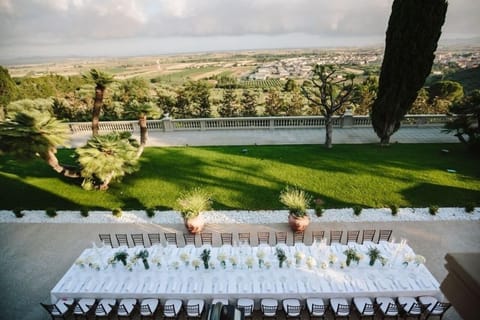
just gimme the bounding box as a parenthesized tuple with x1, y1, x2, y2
(176, 188, 212, 234)
(279, 186, 312, 232)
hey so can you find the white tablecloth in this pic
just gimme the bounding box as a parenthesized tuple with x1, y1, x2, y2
(51, 241, 440, 304)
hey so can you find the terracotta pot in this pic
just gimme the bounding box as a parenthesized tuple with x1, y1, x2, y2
(288, 213, 310, 232)
(184, 215, 205, 234)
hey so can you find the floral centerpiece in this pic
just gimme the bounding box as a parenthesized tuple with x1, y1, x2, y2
(114, 251, 129, 266)
(279, 186, 312, 232)
(136, 250, 150, 270)
(151, 256, 161, 267)
(343, 247, 362, 266)
(256, 249, 266, 268)
(217, 252, 227, 268)
(171, 261, 180, 270)
(328, 253, 338, 265)
(306, 256, 317, 269)
(192, 259, 201, 270)
(229, 256, 238, 268)
(200, 249, 211, 269)
(414, 254, 426, 266)
(264, 261, 272, 269)
(245, 256, 255, 269)
(276, 247, 287, 268)
(294, 251, 305, 265)
(180, 252, 190, 266)
(367, 247, 382, 266)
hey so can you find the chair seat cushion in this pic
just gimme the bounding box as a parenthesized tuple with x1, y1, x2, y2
(306, 298, 325, 315)
(376, 297, 398, 316)
(419, 296, 437, 312)
(164, 299, 182, 317)
(398, 296, 421, 314)
(330, 298, 349, 316)
(74, 298, 95, 315)
(353, 297, 374, 316)
(96, 299, 115, 316)
(118, 299, 136, 315)
(53, 298, 74, 315)
(141, 299, 159, 315)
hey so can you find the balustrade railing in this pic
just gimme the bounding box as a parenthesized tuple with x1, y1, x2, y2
(68, 114, 451, 134)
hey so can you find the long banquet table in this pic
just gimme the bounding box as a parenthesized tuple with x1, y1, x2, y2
(51, 240, 441, 304)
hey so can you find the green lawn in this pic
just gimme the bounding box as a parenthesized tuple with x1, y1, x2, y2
(0, 144, 479, 210)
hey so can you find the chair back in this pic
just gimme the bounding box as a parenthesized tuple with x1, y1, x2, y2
(116, 234, 129, 247)
(347, 230, 360, 243)
(275, 232, 287, 244)
(330, 230, 343, 244)
(385, 302, 399, 315)
(200, 233, 213, 245)
(287, 305, 301, 317)
(362, 229, 376, 243)
(96, 303, 108, 316)
(378, 229, 392, 242)
(187, 304, 200, 316)
(131, 234, 145, 247)
(99, 234, 113, 247)
(407, 302, 422, 315)
(221, 233, 233, 245)
(148, 233, 161, 246)
(238, 233, 251, 245)
(336, 304, 350, 315)
(164, 233, 178, 246)
(74, 303, 91, 315)
(257, 232, 270, 244)
(311, 304, 326, 315)
(184, 233, 197, 246)
(140, 304, 153, 315)
(238, 305, 253, 316)
(431, 302, 451, 314)
(261, 305, 277, 316)
(118, 304, 129, 316)
(40, 303, 61, 316)
(312, 231, 325, 243)
(163, 304, 178, 317)
(293, 232, 304, 244)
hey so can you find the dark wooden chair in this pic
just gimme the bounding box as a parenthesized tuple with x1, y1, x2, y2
(221, 232, 233, 245)
(330, 230, 343, 244)
(293, 231, 305, 244)
(99, 234, 113, 247)
(147, 233, 161, 246)
(40, 299, 74, 320)
(238, 232, 251, 245)
(257, 232, 270, 245)
(184, 233, 197, 246)
(164, 233, 178, 246)
(131, 234, 145, 247)
(116, 234, 129, 247)
(275, 232, 287, 244)
(200, 232, 213, 246)
(378, 229, 393, 243)
(346, 230, 360, 244)
(362, 229, 376, 244)
(311, 231, 325, 243)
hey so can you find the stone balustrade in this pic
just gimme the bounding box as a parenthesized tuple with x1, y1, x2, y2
(68, 114, 453, 134)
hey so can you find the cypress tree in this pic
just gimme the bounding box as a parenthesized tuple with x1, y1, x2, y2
(371, 0, 448, 145)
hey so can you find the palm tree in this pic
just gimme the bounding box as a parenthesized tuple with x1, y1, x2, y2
(83, 69, 114, 136)
(0, 112, 80, 177)
(123, 100, 161, 157)
(76, 132, 140, 190)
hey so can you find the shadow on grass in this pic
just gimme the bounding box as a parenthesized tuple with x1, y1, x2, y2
(401, 183, 480, 206)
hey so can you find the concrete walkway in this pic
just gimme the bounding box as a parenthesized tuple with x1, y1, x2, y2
(1, 220, 478, 320)
(69, 127, 459, 147)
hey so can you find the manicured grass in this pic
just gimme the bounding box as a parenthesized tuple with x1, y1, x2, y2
(0, 144, 479, 210)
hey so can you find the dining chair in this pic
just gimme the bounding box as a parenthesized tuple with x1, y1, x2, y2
(362, 229, 376, 244)
(275, 232, 287, 244)
(376, 297, 400, 319)
(99, 234, 113, 247)
(200, 232, 213, 246)
(330, 298, 350, 320)
(311, 230, 325, 243)
(353, 297, 376, 319)
(257, 231, 270, 245)
(306, 298, 328, 320)
(378, 229, 393, 243)
(293, 231, 305, 244)
(330, 230, 343, 244)
(73, 298, 96, 319)
(147, 233, 161, 246)
(139, 299, 158, 320)
(238, 232, 251, 245)
(346, 230, 360, 244)
(397, 297, 423, 319)
(116, 234, 129, 247)
(261, 299, 278, 320)
(163, 299, 183, 319)
(221, 232, 233, 245)
(183, 233, 197, 246)
(164, 233, 178, 246)
(186, 299, 205, 320)
(131, 234, 145, 247)
(237, 298, 254, 319)
(94, 299, 116, 319)
(117, 299, 137, 319)
(40, 298, 75, 320)
(283, 299, 302, 319)
(418, 296, 451, 320)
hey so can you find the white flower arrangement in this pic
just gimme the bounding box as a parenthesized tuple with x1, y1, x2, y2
(180, 252, 190, 262)
(264, 261, 272, 269)
(403, 253, 415, 266)
(151, 256, 162, 267)
(328, 253, 338, 264)
(256, 249, 266, 260)
(245, 256, 255, 268)
(340, 261, 346, 269)
(294, 251, 305, 264)
(414, 255, 426, 266)
(126, 262, 134, 271)
(89, 262, 100, 271)
(171, 261, 180, 270)
(321, 262, 328, 269)
(229, 256, 238, 266)
(107, 257, 116, 266)
(217, 252, 227, 263)
(209, 261, 216, 269)
(306, 256, 317, 269)
(286, 259, 293, 268)
(192, 259, 201, 270)
(75, 258, 86, 267)
(379, 256, 388, 267)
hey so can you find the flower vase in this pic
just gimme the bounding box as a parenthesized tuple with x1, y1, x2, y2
(142, 259, 150, 270)
(346, 257, 351, 267)
(279, 260, 284, 268)
(259, 259, 264, 268)
(369, 257, 376, 266)
(203, 261, 209, 269)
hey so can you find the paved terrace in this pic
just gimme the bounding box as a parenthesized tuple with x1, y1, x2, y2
(70, 127, 458, 147)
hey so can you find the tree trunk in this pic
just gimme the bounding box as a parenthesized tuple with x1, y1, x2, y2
(325, 117, 333, 148)
(92, 87, 104, 136)
(99, 171, 114, 190)
(136, 115, 147, 158)
(41, 148, 81, 178)
(380, 135, 391, 146)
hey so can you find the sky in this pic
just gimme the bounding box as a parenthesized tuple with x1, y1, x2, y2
(0, 0, 479, 62)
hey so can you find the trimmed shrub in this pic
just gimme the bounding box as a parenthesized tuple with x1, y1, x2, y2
(353, 206, 362, 216)
(390, 204, 399, 216)
(465, 203, 475, 213)
(314, 198, 325, 217)
(46, 207, 57, 218)
(146, 208, 156, 218)
(112, 208, 123, 218)
(429, 205, 439, 215)
(13, 208, 24, 218)
(80, 208, 89, 217)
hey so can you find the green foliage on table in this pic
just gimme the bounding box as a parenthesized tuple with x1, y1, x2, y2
(344, 247, 361, 266)
(367, 247, 382, 266)
(275, 247, 287, 268)
(114, 251, 129, 266)
(200, 249, 211, 269)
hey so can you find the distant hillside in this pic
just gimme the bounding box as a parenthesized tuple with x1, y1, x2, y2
(445, 66, 480, 93)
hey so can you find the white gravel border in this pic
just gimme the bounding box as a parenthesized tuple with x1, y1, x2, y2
(0, 207, 478, 224)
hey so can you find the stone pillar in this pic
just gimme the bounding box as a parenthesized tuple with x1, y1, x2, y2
(162, 113, 173, 132)
(342, 108, 354, 128)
